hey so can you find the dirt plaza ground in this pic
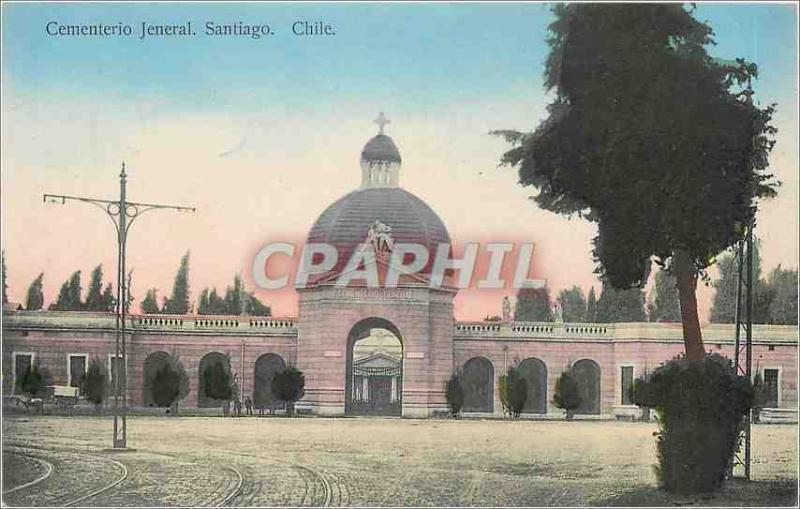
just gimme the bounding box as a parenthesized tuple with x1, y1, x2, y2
(2, 416, 797, 507)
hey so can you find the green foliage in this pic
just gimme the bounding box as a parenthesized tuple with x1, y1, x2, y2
(500, 366, 527, 418)
(445, 372, 465, 417)
(494, 4, 778, 358)
(557, 286, 586, 322)
(586, 287, 598, 322)
(553, 370, 581, 419)
(710, 252, 739, 324)
(151, 364, 181, 407)
(247, 293, 271, 316)
(19, 364, 49, 397)
(25, 273, 45, 311)
(85, 265, 105, 311)
(197, 275, 271, 316)
(648, 270, 681, 322)
(163, 251, 191, 314)
(595, 283, 646, 323)
(1, 250, 8, 305)
(82, 358, 106, 406)
(515, 287, 553, 321)
(50, 271, 83, 311)
(710, 246, 796, 325)
(271, 367, 305, 415)
(766, 266, 798, 325)
(141, 289, 161, 314)
(634, 353, 752, 494)
(203, 361, 233, 402)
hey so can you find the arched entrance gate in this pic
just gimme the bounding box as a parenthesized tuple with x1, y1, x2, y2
(345, 317, 403, 416)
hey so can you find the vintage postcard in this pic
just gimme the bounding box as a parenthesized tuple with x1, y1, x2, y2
(1, 1, 798, 507)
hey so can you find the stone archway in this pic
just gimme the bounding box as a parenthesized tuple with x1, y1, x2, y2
(142, 351, 172, 407)
(253, 353, 286, 411)
(345, 317, 403, 416)
(463, 357, 494, 412)
(519, 357, 547, 414)
(198, 352, 231, 408)
(572, 359, 601, 415)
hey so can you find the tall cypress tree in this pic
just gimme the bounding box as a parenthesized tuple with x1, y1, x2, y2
(557, 286, 587, 322)
(25, 273, 45, 311)
(85, 265, 106, 311)
(595, 283, 646, 323)
(767, 266, 799, 325)
(515, 287, 553, 321)
(101, 283, 115, 312)
(648, 269, 681, 322)
(141, 288, 161, 314)
(163, 252, 190, 314)
(586, 287, 598, 322)
(50, 271, 83, 311)
(710, 242, 764, 323)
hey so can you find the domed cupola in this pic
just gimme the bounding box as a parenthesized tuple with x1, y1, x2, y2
(306, 114, 451, 285)
(360, 112, 401, 188)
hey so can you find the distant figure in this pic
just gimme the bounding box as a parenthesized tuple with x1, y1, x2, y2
(245, 396, 253, 416)
(233, 398, 242, 417)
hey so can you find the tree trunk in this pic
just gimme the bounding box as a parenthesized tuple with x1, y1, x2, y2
(673, 249, 706, 363)
(566, 409, 574, 421)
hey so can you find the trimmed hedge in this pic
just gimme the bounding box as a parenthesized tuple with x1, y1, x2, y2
(635, 353, 752, 494)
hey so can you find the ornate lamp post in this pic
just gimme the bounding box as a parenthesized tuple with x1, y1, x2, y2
(44, 163, 195, 449)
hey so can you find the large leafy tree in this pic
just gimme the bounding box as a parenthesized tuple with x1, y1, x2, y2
(648, 270, 681, 322)
(515, 287, 553, 321)
(595, 284, 646, 323)
(163, 251, 191, 314)
(25, 273, 45, 311)
(50, 271, 83, 311)
(557, 285, 586, 322)
(495, 4, 777, 361)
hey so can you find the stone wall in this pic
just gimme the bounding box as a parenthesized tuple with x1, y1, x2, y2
(3, 310, 797, 418)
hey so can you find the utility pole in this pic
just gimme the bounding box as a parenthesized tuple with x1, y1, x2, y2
(44, 163, 195, 449)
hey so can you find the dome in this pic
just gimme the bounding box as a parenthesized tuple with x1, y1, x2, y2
(306, 187, 451, 283)
(361, 134, 401, 164)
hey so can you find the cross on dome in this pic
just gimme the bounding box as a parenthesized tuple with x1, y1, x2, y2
(374, 112, 390, 134)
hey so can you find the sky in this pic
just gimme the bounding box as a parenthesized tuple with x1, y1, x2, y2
(2, 2, 798, 321)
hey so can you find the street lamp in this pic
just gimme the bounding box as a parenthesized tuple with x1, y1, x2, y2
(44, 163, 195, 449)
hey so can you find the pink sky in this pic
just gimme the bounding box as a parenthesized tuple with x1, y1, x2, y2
(2, 93, 797, 322)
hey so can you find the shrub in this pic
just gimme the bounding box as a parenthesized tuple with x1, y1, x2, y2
(20, 364, 49, 398)
(445, 372, 464, 418)
(271, 367, 305, 416)
(151, 364, 181, 408)
(634, 353, 752, 494)
(82, 358, 107, 407)
(203, 362, 233, 401)
(500, 367, 527, 418)
(498, 375, 510, 416)
(553, 370, 581, 420)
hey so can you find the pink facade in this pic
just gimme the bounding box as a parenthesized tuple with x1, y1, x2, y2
(3, 310, 797, 419)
